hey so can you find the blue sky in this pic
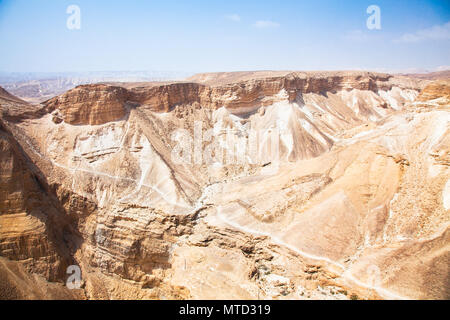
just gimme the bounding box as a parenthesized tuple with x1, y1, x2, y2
(0, 0, 449, 73)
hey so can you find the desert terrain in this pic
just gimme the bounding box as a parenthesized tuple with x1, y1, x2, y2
(0, 71, 448, 300)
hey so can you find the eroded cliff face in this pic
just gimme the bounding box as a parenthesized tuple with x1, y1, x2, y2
(0, 72, 448, 300)
(43, 71, 421, 123)
(417, 80, 450, 106)
(0, 119, 87, 299)
(45, 84, 130, 125)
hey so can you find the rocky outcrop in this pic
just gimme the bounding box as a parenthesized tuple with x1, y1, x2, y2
(0, 87, 28, 104)
(44, 84, 129, 125)
(0, 87, 47, 122)
(417, 80, 450, 105)
(0, 119, 72, 282)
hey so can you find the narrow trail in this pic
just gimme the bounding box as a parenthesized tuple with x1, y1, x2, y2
(215, 205, 409, 300)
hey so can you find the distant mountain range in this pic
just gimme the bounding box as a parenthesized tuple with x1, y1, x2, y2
(400, 70, 450, 80)
(0, 71, 193, 103)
